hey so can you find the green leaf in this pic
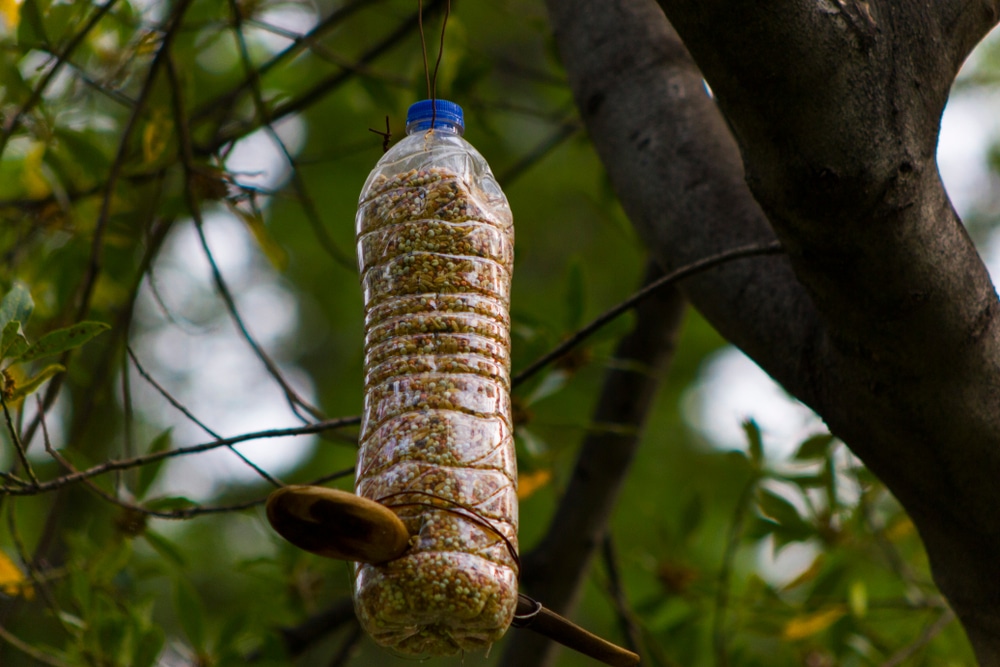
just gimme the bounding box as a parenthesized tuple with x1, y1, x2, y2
(97, 614, 129, 662)
(0, 283, 33, 331)
(678, 494, 704, 541)
(746, 517, 780, 540)
(743, 419, 764, 468)
(143, 530, 187, 568)
(822, 453, 839, 512)
(1, 321, 30, 361)
(57, 610, 88, 631)
(794, 433, 836, 460)
(133, 626, 165, 667)
(516, 427, 548, 459)
(91, 538, 133, 584)
(17, 321, 110, 363)
(136, 429, 173, 499)
(174, 578, 206, 651)
(759, 489, 816, 552)
(526, 368, 569, 405)
(9, 363, 64, 400)
(17, 0, 49, 47)
(757, 488, 808, 529)
(784, 472, 827, 490)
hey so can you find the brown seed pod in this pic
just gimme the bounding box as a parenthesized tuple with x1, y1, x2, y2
(265, 485, 411, 563)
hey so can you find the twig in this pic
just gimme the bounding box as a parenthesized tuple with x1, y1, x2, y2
(0, 417, 359, 496)
(126, 345, 283, 487)
(78, 0, 193, 323)
(23, 215, 174, 460)
(127, 347, 219, 439)
(204, 0, 445, 153)
(418, 0, 431, 98)
(165, 50, 324, 425)
(0, 470, 28, 486)
(713, 474, 759, 667)
(120, 344, 134, 492)
(501, 261, 685, 667)
(601, 534, 643, 655)
(879, 608, 956, 667)
(226, 0, 355, 271)
(0, 0, 119, 158)
(0, 624, 75, 667)
(43, 408, 351, 519)
(327, 622, 363, 667)
(190, 0, 380, 124)
(1, 395, 38, 486)
(5, 491, 67, 634)
(855, 470, 931, 594)
(512, 241, 784, 388)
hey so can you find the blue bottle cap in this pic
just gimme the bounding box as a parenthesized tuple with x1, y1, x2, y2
(406, 99, 465, 133)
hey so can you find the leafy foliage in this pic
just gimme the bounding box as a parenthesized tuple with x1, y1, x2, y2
(0, 1, 997, 666)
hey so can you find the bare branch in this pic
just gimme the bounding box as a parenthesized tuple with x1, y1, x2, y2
(127, 344, 283, 487)
(190, 0, 384, 125)
(226, 0, 355, 272)
(203, 0, 447, 153)
(79, 0, 193, 322)
(0, 0, 119, 158)
(501, 262, 686, 667)
(1, 395, 38, 486)
(127, 347, 219, 440)
(712, 475, 758, 667)
(165, 46, 324, 424)
(512, 241, 782, 389)
(600, 535, 643, 656)
(880, 608, 957, 667)
(0, 417, 358, 497)
(0, 624, 75, 667)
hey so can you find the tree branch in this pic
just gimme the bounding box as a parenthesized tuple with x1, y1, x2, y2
(0, 418, 358, 497)
(548, 0, 1000, 661)
(500, 261, 686, 667)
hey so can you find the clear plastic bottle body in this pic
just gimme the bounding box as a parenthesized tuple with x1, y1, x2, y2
(353, 108, 518, 656)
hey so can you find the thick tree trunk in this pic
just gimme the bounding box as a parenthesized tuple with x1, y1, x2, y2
(545, 0, 1000, 662)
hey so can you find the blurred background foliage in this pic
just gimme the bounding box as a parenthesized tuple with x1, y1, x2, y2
(0, 0, 997, 665)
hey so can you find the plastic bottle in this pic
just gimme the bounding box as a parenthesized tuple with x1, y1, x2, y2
(353, 99, 518, 656)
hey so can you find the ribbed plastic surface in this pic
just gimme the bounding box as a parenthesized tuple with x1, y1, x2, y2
(353, 107, 518, 656)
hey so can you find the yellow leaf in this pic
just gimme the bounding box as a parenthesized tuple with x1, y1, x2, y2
(0, 0, 20, 29)
(0, 551, 34, 600)
(22, 142, 51, 198)
(886, 516, 914, 541)
(782, 606, 846, 640)
(517, 469, 552, 500)
(235, 208, 288, 272)
(849, 580, 868, 618)
(142, 110, 172, 164)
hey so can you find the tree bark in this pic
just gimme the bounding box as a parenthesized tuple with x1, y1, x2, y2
(545, 0, 1000, 662)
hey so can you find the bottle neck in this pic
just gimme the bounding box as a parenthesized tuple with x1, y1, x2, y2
(405, 119, 464, 136)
